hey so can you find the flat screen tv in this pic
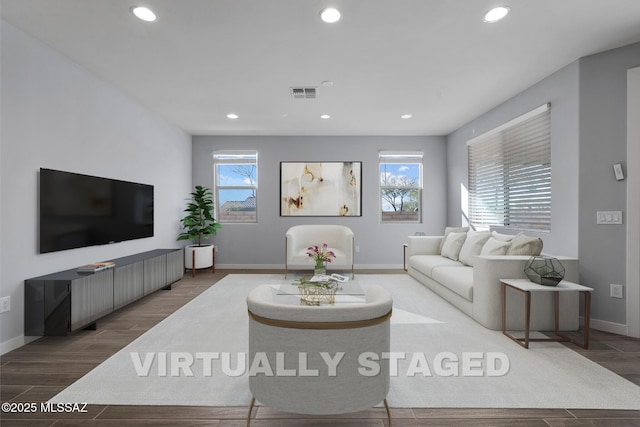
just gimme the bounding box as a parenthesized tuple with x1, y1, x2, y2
(39, 168, 154, 253)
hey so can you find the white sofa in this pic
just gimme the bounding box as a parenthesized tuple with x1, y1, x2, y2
(285, 225, 354, 277)
(406, 231, 580, 331)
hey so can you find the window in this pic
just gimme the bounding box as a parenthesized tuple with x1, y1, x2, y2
(379, 151, 423, 222)
(213, 151, 257, 223)
(467, 104, 551, 231)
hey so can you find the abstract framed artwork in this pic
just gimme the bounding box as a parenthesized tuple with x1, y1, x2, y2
(280, 161, 362, 216)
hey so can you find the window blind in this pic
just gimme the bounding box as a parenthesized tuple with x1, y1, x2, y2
(467, 104, 551, 231)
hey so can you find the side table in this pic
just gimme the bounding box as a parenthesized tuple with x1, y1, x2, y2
(500, 278, 593, 349)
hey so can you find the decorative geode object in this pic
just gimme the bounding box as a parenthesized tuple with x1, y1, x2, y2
(524, 256, 565, 286)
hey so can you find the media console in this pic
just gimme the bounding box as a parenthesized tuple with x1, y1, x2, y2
(24, 249, 183, 336)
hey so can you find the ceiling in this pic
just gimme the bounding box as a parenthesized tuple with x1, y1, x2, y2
(3, 0, 640, 136)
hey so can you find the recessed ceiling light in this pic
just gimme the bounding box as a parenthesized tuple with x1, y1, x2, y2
(320, 114, 331, 119)
(227, 113, 239, 119)
(401, 114, 413, 119)
(321, 80, 334, 87)
(131, 6, 157, 22)
(320, 8, 341, 23)
(483, 6, 510, 23)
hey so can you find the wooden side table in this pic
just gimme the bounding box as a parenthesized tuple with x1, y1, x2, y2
(500, 278, 593, 349)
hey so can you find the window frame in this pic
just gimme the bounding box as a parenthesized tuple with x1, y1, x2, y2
(379, 150, 423, 223)
(467, 104, 551, 232)
(213, 151, 258, 223)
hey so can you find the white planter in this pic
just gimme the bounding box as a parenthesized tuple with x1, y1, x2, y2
(184, 244, 214, 270)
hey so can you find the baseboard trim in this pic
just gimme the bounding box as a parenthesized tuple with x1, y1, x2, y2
(588, 317, 628, 336)
(0, 334, 36, 355)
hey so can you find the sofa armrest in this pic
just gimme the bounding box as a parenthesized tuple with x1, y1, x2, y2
(406, 236, 443, 257)
(472, 255, 579, 329)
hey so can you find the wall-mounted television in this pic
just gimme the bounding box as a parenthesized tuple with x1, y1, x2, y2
(39, 168, 154, 253)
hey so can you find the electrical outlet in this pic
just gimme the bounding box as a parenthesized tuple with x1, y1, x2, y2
(355, 246, 360, 253)
(0, 296, 10, 313)
(610, 284, 624, 299)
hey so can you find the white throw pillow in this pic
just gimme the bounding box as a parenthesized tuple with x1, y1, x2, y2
(480, 237, 512, 256)
(458, 230, 491, 266)
(506, 234, 543, 256)
(440, 232, 467, 261)
(491, 230, 520, 242)
(439, 226, 469, 252)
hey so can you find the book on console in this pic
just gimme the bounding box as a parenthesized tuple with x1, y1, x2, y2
(77, 261, 116, 273)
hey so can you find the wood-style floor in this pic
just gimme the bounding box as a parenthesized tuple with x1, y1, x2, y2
(2, 270, 640, 426)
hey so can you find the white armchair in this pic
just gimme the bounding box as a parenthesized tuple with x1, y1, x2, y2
(246, 285, 393, 426)
(285, 225, 355, 278)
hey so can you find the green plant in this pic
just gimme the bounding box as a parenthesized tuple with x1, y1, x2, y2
(177, 185, 221, 246)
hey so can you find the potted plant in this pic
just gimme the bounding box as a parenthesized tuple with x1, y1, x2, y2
(178, 185, 221, 272)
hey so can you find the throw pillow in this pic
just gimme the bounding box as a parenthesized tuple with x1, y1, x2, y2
(480, 237, 512, 256)
(506, 234, 543, 256)
(439, 226, 469, 253)
(458, 230, 491, 266)
(440, 231, 467, 261)
(491, 230, 520, 242)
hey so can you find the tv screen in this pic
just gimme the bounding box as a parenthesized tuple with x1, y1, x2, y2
(39, 168, 154, 253)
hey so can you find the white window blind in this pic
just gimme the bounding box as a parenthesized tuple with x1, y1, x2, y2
(467, 104, 551, 231)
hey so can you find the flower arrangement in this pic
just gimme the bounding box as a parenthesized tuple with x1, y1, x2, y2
(306, 243, 336, 271)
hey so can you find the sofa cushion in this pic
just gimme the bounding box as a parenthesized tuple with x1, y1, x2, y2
(409, 255, 464, 277)
(431, 266, 474, 301)
(438, 226, 469, 252)
(458, 230, 491, 267)
(440, 232, 467, 261)
(506, 234, 543, 256)
(480, 237, 512, 256)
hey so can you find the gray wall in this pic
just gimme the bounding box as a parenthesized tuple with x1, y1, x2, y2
(0, 21, 192, 352)
(578, 42, 640, 325)
(446, 61, 580, 257)
(446, 41, 640, 328)
(192, 136, 447, 268)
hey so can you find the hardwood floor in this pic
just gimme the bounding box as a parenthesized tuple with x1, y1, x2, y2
(2, 270, 640, 426)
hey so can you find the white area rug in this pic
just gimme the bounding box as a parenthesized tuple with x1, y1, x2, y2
(50, 274, 640, 409)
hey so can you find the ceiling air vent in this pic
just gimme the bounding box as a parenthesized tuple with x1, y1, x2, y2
(290, 87, 317, 99)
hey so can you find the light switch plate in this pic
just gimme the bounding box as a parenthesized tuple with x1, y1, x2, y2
(610, 284, 624, 299)
(597, 211, 623, 224)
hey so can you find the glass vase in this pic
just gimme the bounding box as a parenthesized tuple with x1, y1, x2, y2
(314, 260, 326, 275)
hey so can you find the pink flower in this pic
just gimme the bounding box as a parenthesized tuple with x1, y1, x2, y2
(306, 243, 336, 264)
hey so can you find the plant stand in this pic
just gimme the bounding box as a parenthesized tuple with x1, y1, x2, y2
(184, 245, 215, 277)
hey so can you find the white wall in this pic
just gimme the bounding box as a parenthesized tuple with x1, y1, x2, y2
(192, 135, 448, 268)
(0, 21, 192, 353)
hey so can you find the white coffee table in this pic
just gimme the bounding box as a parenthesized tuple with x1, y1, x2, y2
(500, 278, 593, 349)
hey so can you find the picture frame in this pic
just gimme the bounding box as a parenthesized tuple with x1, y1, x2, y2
(280, 161, 362, 216)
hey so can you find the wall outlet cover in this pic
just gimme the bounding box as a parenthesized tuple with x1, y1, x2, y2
(0, 296, 10, 313)
(610, 284, 624, 299)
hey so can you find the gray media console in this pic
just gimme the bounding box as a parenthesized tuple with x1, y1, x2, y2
(24, 249, 183, 336)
